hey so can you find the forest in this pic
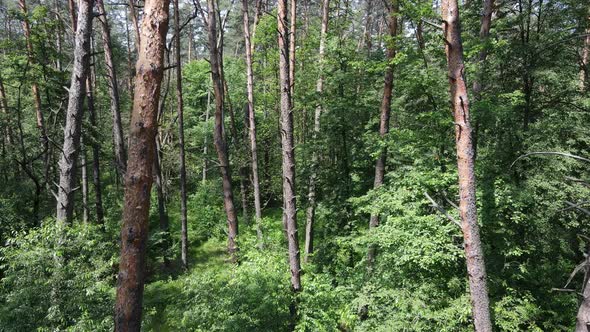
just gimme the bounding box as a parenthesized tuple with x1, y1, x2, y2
(0, 0, 589, 330)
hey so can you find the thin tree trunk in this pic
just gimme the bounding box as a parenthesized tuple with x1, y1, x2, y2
(242, 0, 263, 245)
(81, 141, 89, 222)
(289, 0, 296, 102)
(97, 0, 127, 176)
(114, 0, 169, 329)
(0, 75, 12, 146)
(174, 0, 189, 270)
(441, 0, 492, 330)
(19, 0, 49, 185)
(86, 76, 104, 224)
(128, 0, 141, 53)
(367, 1, 397, 269)
(154, 136, 171, 268)
(580, 8, 590, 91)
(56, 0, 93, 223)
(203, 90, 211, 184)
(250, 0, 264, 54)
(207, 0, 239, 262)
(278, 0, 302, 292)
(304, 0, 329, 263)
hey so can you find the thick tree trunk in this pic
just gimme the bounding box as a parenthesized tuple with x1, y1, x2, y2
(114, 0, 169, 329)
(367, 2, 397, 269)
(278, 0, 302, 292)
(304, 0, 329, 263)
(19, 0, 49, 183)
(207, 0, 239, 262)
(242, 0, 263, 245)
(97, 0, 127, 176)
(174, 0, 189, 270)
(56, 0, 93, 223)
(441, 0, 492, 331)
(86, 76, 104, 224)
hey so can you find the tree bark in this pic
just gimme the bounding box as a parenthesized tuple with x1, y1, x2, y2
(278, 0, 302, 292)
(114, 0, 169, 329)
(304, 0, 329, 263)
(86, 76, 104, 224)
(289, 0, 297, 101)
(56, 0, 93, 223)
(96, 0, 127, 176)
(81, 141, 89, 222)
(174, 0, 189, 270)
(441, 0, 493, 331)
(580, 8, 590, 91)
(242, 0, 263, 246)
(207, 0, 239, 262)
(367, 1, 397, 269)
(128, 0, 141, 53)
(203, 90, 211, 184)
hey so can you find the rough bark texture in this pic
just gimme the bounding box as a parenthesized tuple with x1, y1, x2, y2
(207, 0, 239, 262)
(576, 252, 590, 331)
(304, 0, 329, 263)
(242, 0, 263, 245)
(441, 0, 493, 331)
(97, 0, 127, 176)
(278, 0, 302, 292)
(81, 143, 89, 222)
(56, 0, 93, 223)
(114, 0, 169, 329)
(367, 2, 397, 268)
(174, 0, 189, 270)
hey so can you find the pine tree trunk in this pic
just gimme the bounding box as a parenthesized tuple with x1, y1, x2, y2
(367, 2, 397, 269)
(304, 0, 329, 263)
(114, 0, 169, 329)
(289, 0, 297, 101)
(203, 90, 211, 184)
(441, 0, 492, 330)
(96, 0, 127, 176)
(174, 0, 189, 270)
(580, 8, 590, 91)
(56, 0, 93, 223)
(278, 0, 302, 292)
(207, 0, 239, 262)
(242, 0, 264, 245)
(81, 141, 89, 222)
(86, 76, 104, 224)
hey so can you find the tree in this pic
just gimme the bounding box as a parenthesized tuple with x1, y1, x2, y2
(277, 0, 301, 292)
(114, 0, 170, 329)
(55, 0, 94, 223)
(441, 0, 492, 330)
(367, 0, 397, 268)
(242, 0, 263, 245)
(304, 0, 329, 262)
(206, 0, 239, 262)
(96, 0, 127, 176)
(580, 7, 590, 91)
(174, 0, 189, 270)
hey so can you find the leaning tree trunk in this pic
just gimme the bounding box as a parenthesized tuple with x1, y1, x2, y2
(96, 0, 127, 176)
(304, 0, 329, 263)
(278, 0, 302, 292)
(367, 1, 397, 269)
(114, 0, 169, 329)
(441, 0, 493, 331)
(207, 0, 239, 262)
(174, 0, 189, 270)
(55, 0, 93, 223)
(242, 0, 263, 245)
